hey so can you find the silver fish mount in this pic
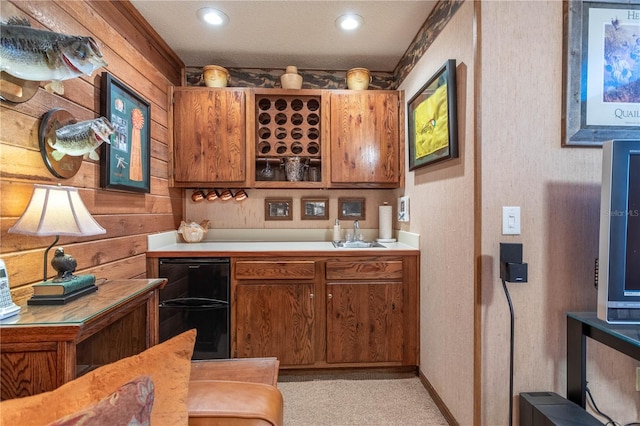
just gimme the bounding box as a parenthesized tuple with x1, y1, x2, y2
(39, 108, 114, 179)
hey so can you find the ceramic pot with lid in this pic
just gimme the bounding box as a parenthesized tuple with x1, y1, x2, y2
(203, 65, 229, 87)
(346, 67, 371, 90)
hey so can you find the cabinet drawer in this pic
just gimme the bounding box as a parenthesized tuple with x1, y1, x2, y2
(235, 260, 316, 280)
(326, 260, 403, 280)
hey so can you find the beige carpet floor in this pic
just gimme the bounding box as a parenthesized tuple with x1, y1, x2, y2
(277, 372, 448, 426)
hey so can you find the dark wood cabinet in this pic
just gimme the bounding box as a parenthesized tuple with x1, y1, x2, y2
(171, 87, 248, 187)
(329, 90, 402, 188)
(231, 254, 418, 368)
(326, 281, 404, 363)
(0, 279, 165, 400)
(325, 257, 406, 364)
(236, 282, 315, 365)
(234, 260, 317, 365)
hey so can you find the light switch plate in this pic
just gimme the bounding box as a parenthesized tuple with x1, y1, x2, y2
(502, 206, 521, 235)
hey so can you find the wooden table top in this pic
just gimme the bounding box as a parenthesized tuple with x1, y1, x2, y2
(0, 279, 166, 327)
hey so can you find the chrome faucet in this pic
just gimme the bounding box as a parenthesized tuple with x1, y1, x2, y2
(353, 220, 359, 241)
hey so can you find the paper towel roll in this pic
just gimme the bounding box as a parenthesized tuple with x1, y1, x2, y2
(379, 204, 393, 240)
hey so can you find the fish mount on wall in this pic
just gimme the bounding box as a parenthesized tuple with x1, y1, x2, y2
(39, 108, 114, 179)
(0, 17, 107, 103)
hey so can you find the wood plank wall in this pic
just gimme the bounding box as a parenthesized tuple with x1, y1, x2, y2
(0, 1, 183, 304)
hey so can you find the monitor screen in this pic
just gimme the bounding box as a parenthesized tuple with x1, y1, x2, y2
(625, 153, 640, 294)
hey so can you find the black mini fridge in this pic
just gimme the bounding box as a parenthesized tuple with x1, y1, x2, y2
(158, 258, 230, 359)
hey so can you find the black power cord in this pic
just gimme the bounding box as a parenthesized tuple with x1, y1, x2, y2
(501, 278, 515, 426)
(586, 385, 617, 425)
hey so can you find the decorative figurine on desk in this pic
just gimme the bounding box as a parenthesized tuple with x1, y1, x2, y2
(51, 247, 77, 282)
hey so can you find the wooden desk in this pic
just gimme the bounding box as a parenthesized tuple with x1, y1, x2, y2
(0, 279, 166, 400)
(190, 357, 280, 386)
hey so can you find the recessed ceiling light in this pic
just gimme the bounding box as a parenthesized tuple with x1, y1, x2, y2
(335, 14, 364, 31)
(197, 7, 229, 26)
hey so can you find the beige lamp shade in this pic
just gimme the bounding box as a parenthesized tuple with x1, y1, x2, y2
(9, 184, 105, 236)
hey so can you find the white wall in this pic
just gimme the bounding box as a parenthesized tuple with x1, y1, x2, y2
(401, 1, 639, 425)
(398, 2, 476, 424)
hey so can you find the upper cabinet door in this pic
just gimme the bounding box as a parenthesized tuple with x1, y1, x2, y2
(329, 91, 401, 188)
(172, 88, 247, 186)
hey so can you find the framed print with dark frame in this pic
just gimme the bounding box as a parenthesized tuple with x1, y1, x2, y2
(407, 59, 458, 170)
(338, 198, 366, 220)
(301, 198, 329, 220)
(265, 198, 293, 220)
(562, 0, 640, 147)
(100, 73, 151, 192)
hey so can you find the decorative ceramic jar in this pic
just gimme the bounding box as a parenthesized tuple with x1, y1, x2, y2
(203, 65, 229, 87)
(346, 67, 371, 90)
(280, 66, 303, 89)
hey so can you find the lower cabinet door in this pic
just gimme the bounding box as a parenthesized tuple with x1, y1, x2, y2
(326, 281, 404, 363)
(236, 282, 315, 365)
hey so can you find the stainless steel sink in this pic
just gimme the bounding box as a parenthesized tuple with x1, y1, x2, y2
(332, 241, 386, 248)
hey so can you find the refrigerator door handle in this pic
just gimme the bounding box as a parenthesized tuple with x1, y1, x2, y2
(159, 297, 228, 309)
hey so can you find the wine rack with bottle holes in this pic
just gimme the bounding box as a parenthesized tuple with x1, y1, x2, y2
(255, 94, 322, 181)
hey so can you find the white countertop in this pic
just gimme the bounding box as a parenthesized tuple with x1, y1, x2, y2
(147, 230, 419, 255)
(147, 240, 417, 253)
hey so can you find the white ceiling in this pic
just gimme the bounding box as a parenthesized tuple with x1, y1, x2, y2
(129, 1, 438, 72)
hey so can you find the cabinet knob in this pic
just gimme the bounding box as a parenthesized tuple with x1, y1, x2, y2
(327, 293, 333, 299)
(309, 293, 314, 299)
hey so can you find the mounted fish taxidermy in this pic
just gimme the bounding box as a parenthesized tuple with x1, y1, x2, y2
(39, 108, 114, 179)
(0, 17, 107, 102)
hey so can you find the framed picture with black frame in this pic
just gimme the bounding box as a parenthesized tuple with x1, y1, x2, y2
(562, 0, 640, 147)
(100, 72, 151, 193)
(407, 59, 458, 170)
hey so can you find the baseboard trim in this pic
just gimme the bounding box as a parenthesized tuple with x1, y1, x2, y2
(418, 369, 458, 426)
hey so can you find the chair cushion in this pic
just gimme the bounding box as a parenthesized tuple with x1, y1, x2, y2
(45, 375, 154, 426)
(188, 380, 283, 426)
(0, 329, 196, 426)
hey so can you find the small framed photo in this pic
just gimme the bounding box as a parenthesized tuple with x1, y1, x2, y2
(265, 198, 292, 220)
(301, 198, 329, 220)
(338, 197, 366, 220)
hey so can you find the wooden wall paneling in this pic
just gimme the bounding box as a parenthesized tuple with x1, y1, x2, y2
(1, 1, 179, 299)
(1, 214, 176, 254)
(3, 234, 148, 286)
(1, 91, 94, 139)
(88, 0, 183, 85)
(42, 0, 171, 96)
(16, 1, 172, 130)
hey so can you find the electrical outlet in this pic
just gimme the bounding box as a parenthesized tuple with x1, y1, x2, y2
(636, 367, 640, 391)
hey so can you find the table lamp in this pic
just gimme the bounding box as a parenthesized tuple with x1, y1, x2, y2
(8, 184, 105, 286)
